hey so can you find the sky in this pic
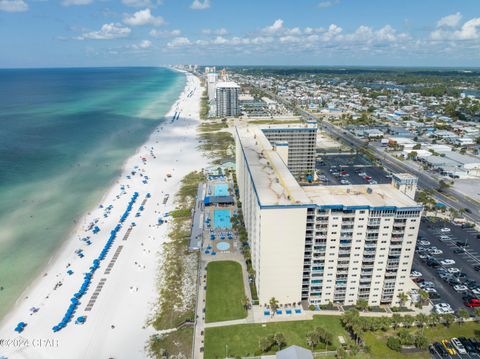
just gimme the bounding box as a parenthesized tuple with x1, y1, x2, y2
(0, 0, 480, 68)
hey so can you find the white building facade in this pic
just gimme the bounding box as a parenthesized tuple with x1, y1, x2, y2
(235, 125, 422, 307)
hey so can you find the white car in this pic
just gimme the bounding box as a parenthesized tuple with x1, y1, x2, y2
(471, 289, 480, 296)
(447, 267, 460, 274)
(419, 240, 430, 246)
(410, 271, 422, 278)
(441, 259, 455, 266)
(423, 287, 437, 293)
(439, 235, 452, 241)
(434, 303, 454, 314)
(429, 249, 443, 255)
(453, 285, 468, 292)
(451, 338, 467, 355)
(358, 172, 366, 177)
(419, 281, 435, 288)
(441, 227, 451, 233)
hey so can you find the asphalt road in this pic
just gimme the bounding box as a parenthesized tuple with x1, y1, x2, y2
(317, 119, 480, 225)
(252, 88, 480, 224)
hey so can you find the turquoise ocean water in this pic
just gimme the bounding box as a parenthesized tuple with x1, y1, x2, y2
(0, 67, 185, 319)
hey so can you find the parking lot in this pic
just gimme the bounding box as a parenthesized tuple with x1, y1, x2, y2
(413, 218, 480, 312)
(316, 154, 391, 186)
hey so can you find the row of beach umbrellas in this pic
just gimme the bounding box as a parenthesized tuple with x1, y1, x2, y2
(50, 192, 140, 333)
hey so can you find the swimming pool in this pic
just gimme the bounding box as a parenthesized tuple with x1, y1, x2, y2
(213, 209, 232, 229)
(214, 183, 229, 196)
(216, 241, 230, 251)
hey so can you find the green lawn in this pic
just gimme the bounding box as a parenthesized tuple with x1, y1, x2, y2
(363, 321, 480, 359)
(205, 261, 247, 323)
(204, 315, 347, 358)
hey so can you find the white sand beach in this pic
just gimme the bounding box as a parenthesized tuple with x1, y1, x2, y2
(0, 72, 207, 359)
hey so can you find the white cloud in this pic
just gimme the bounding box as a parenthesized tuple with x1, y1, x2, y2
(150, 29, 181, 37)
(318, 0, 339, 8)
(212, 36, 228, 45)
(167, 36, 191, 47)
(285, 27, 301, 35)
(431, 16, 480, 41)
(202, 28, 227, 35)
(123, 8, 164, 27)
(190, 0, 209, 10)
(76, 23, 131, 40)
(0, 0, 28, 12)
(138, 39, 151, 48)
(304, 27, 325, 34)
(62, 0, 92, 6)
(437, 12, 462, 28)
(263, 19, 284, 34)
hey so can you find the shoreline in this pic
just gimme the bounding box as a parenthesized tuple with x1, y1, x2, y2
(3, 67, 186, 319)
(0, 71, 207, 359)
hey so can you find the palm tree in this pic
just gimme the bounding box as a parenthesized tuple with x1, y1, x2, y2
(392, 314, 402, 330)
(269, 297, 279, 314)
(356, 299, 369, 312)
(416, 313, 428, 331)
(442, 313, 455, 327)
(428, 313, 440, 327)
(273, 333, 286, 349)
(474, 307, 480, 322)
(402, 315, 415, 329)
(379, 316, 391, 331)
(397, 292, 409, 307)
(418, 290, 430, 308)
(457, 309, 469, 325)
(241, 296, 250, 311)
(306, 331, 318, 350)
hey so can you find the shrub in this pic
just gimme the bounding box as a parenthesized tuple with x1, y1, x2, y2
(387, 336, 402, 352)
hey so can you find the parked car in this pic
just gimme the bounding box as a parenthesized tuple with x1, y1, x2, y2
(441, 259, 455, 266)
(441, 339, 457, 355)
(429, 249, 443, 255)
(439, 235, 452, 241)
(458, 337, 477, 355)
(474, 265, 480, 272)
(410, 271, 422, 278)
(434, 303, 454, 314)
(463, 296, 480, 307)
(419, 240, 430, 246)
(453, 284, 468, 292)
(456, 241, 468, 247)
(453, 248, 466, 254)
(447, 267, 460, 274)
(441, 227, 451, 233)
(451, 338, 467, 355)
(432, 342, 448, 357)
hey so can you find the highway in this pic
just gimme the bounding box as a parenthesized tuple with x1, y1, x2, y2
(257, 87, 480, 224)
(311, 112, 480, 224)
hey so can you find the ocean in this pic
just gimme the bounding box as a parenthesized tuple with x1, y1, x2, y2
(0, 67, 185, 319)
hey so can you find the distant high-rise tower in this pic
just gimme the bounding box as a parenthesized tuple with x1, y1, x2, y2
(215, 82, 240, 117)
(207, 72, 218, 101)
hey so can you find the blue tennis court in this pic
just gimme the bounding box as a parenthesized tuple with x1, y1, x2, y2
(214, 183, 229, 196)
(214, 209, 232, 229)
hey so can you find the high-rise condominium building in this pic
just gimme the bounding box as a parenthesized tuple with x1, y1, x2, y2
(235, 124, 422, 307)
(216, 82, 240, 117)
(207, 72, 218, 102)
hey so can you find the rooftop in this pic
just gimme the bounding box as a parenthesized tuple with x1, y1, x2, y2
(236, 125, 420, 210)
(216, 81, 240, 89)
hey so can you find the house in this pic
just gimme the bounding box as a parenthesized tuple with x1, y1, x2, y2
(276, 345, 313, 359)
